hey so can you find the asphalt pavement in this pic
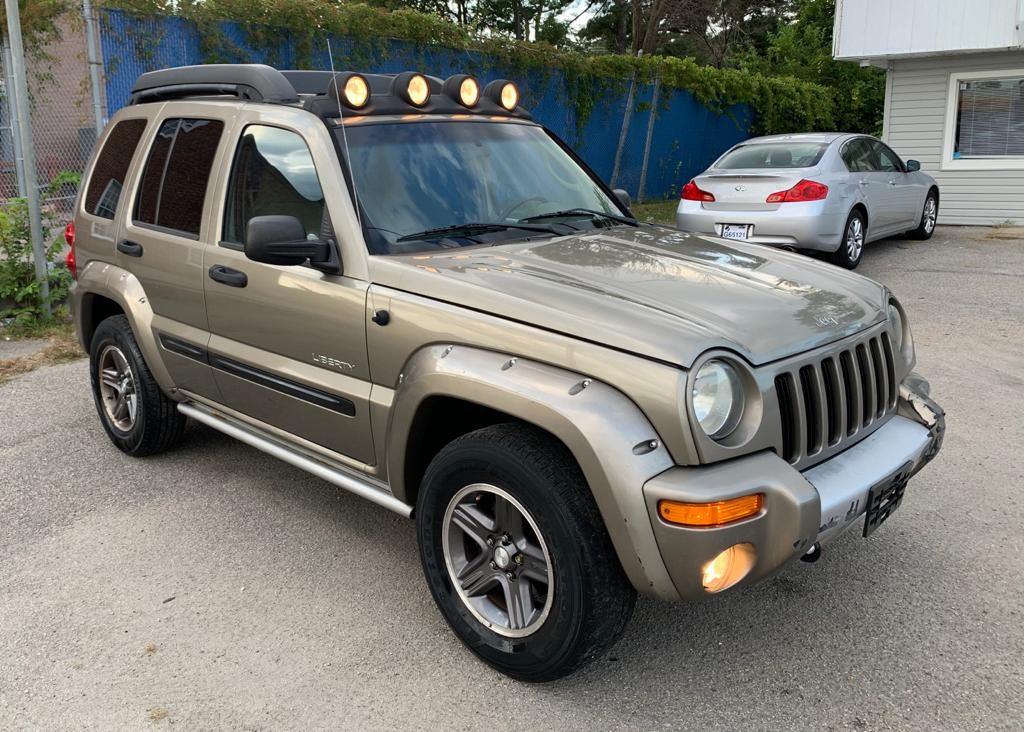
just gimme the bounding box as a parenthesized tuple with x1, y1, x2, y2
(1, 227, 1022, 730)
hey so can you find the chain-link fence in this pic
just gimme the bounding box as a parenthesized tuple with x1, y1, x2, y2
(1, 7, 105, 232)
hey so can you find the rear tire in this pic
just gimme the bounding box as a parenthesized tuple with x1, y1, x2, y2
(416, 423, 636, 682)
(832, 209, 866, 269)
(89, 315, 187, 456)
(906, 191, 938, 240)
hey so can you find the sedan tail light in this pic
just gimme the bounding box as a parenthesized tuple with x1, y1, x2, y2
(766, 179, 829, 203)
(64, 221, 77, 279)
(681, 180, 715, 202)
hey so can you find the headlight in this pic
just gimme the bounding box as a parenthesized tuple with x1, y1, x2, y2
(692, 360, 744, 439)
(887, 297, 914, 364)
(887, 301, 904, 351)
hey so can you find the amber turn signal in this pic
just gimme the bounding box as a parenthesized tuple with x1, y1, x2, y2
(658, 494, 763, 527)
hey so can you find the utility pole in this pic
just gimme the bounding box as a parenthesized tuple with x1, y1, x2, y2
(637, 75, 660, 204)
(610, 50, 641, 191)
(4, 0, 49, 315)
(1, 32, 27, 196)
(81, 0, 105, 135)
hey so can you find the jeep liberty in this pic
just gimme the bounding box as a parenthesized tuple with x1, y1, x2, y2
(69, 64, 945, 681)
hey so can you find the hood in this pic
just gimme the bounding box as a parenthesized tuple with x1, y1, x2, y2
(369, 225, 888, 368)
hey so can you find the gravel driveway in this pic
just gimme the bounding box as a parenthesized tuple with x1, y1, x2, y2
(1, 227, 1021, 730)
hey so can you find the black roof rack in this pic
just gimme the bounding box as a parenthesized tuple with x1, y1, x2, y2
(130, 64, 300, 105)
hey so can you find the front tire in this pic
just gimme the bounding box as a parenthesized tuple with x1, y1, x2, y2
(832, 209, 866, 269)
(907, 191, 938, 240)
(416, 423, 636, 682)
(89, 315, 187, 456)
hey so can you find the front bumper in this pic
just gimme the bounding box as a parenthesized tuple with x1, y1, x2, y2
(642, 376, 945, 600)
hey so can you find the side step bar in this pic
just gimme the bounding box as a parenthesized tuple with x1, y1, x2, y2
(178, 402, 413, 518)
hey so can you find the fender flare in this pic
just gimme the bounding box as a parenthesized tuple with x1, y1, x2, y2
(386, 344, 681, 600)
(73, 261, 176, 393)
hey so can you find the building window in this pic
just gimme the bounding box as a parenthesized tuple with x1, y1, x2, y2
(944, 70, 1024, 170)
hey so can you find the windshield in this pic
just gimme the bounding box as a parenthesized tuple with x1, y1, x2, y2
(716, 142, 829, 170)
(337, 121, 621, 254)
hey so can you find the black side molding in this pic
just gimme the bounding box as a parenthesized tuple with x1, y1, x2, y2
(209, 355, 356, 417)
(157, 334, 356, 417)
(160, 334, 209, 363)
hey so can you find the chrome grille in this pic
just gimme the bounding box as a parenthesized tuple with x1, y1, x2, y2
(775, 330, 898, 466)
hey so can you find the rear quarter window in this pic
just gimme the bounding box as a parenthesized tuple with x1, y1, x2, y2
(83, 119, 147, 219)
(134, 118, 225, 237)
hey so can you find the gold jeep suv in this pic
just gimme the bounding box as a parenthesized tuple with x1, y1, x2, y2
(69, 64, 945, 681)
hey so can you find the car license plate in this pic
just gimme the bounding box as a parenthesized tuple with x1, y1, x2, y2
(863, 462, 913, 537)
(721, 224, 750, 240)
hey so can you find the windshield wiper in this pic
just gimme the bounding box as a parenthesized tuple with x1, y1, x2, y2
(520, 208, 638, 226)
(396, 221, 563, 243)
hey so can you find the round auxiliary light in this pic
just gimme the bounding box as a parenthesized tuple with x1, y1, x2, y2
(407, 74, 430, 106)
(459, 77, 480, 107)
(342, 74, 370, 109)
(442, 75, 480, 108)
(483, 79, 520, 112)
(499, 82, 518, 111)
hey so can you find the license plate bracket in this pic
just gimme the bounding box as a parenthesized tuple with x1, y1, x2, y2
(863, 462, 913, 537)
(721, 224, 750, 240)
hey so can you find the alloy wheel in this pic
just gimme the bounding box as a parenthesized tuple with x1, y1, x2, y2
(442, 483, 553, 638)
(846, 216, 865, 261)
(97, 345, 138, 433)
(924, 197, 937, 234)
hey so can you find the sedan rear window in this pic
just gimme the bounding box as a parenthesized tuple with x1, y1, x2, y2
(716, 142, 829, 169)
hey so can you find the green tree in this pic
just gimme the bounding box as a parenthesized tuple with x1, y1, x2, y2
(738, 0, 884, 134)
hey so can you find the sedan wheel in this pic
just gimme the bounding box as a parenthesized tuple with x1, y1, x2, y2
(908, 192, 939, 240)
(832, 210, 866, 269)
(924, 196, 937, 234)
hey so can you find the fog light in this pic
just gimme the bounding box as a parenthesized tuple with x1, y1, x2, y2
(702, 543, 756, 593)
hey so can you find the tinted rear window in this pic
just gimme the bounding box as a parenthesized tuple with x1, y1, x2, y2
(717, 142, 829, 169)
(134, 118, 224, 237)
(83, 119, 147, 219)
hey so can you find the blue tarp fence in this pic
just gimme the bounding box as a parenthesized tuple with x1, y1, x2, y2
(100, 10, 752, 200)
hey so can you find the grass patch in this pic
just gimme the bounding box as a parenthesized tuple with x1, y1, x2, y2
(631, 199, 678, 226)
(0, 319, 83, 385)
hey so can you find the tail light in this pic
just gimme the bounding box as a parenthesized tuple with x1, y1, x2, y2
(64, 221, 77, 279)
(766, 179, 829, 203)
(681, 180, 715, 202)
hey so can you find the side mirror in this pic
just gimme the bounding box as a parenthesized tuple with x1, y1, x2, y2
(905, 159, 921, 172)
(613, 188, 632, 209)
(245, 215, 339, 273)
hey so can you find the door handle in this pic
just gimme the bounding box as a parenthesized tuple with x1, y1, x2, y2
(888, 180, 897, 187)
(208, 265, 248, 288)
(858, 179, 868, 186)
(117, 240, 143, 257)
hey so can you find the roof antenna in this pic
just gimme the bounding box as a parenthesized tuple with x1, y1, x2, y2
(326, 37, 362, 231)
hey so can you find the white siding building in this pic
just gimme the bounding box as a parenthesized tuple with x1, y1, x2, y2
(834, 0, 1024, 225)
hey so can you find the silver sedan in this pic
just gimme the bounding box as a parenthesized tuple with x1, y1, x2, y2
(675, 133, 939, 269)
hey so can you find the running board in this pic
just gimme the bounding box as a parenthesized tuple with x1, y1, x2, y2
(178, 402, 413, 518)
